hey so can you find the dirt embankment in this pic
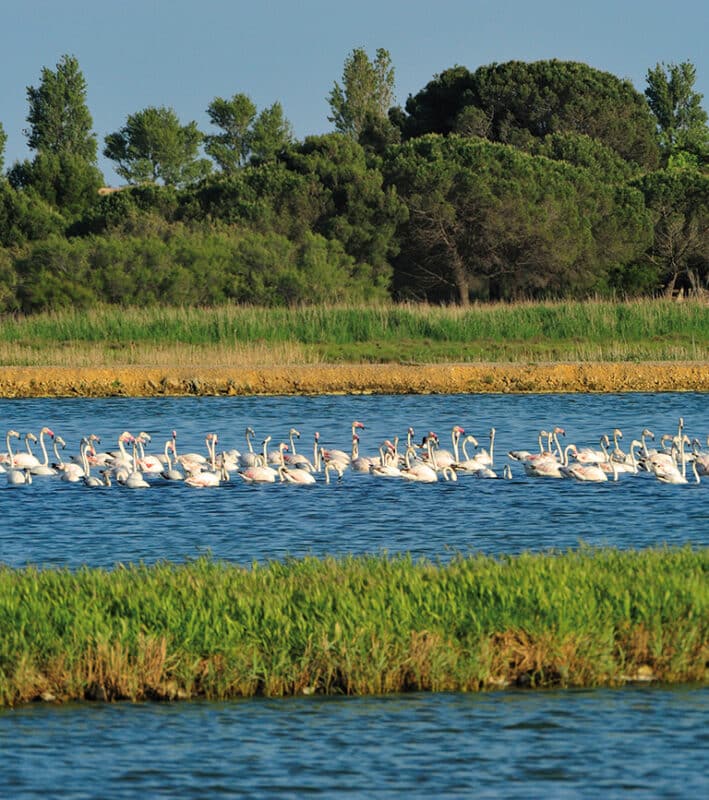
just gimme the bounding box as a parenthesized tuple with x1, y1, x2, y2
(0, 362, 707, 397)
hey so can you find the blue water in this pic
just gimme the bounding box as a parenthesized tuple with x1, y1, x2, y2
(1, 392, 707, 797)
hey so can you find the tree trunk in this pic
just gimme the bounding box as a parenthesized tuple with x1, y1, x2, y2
(450, 251, 470, 306)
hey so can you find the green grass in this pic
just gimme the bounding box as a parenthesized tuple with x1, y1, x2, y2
(1, 547, 706, 705)
(0, 299, 707, 366)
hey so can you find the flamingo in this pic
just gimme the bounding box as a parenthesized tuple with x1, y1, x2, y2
(455, 435, 490, 474)
(690, 438, 709, 476)
(323, 421, 366, 466)
(281, 428, 314, 470)
(369, 441, 402, 477)
(474, 428, 496, 468)
(161, 441, 184, 481)
(524, 444, 577, 478)
(324, 459, 345, 483)
(135, 432, 163, 473)
(238, 438, 279, 483)
(237, 427, 260, 468)
(185, 458, 228, 488)
(82, 438, 108, 487)
(4, 430, 33, 485)
(11, 432, 41, 469)
(574, 435, 611, 465)
(350, 434, 376, 472)
(400, 445, 438, 482)
(278, 464, 317, 484)
(121, 437, 150, 488)
(508, 429, 547, 463)
(423, 425, 464, 469)
(30, 427, 58, 476)
(561, 455, 618, 482)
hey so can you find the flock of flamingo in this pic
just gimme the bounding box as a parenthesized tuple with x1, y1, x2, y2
(0, 417, 707, 489)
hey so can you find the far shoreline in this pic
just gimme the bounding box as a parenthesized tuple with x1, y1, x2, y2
(0, 361, 707, 397)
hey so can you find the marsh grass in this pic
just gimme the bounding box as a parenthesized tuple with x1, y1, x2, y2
(1, 547, 706, 706)
(0, 299, 706, 366)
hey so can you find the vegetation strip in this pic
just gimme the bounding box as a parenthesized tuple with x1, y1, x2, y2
(1, 362, 708, 398)
(1, 547, 706, 706)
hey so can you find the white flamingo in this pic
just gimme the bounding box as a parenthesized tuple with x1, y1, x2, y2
(400, 445, 438, 482)
(161, 441, 184, 481)
(30, 427, 58, 476)
(278, 464, 317, 484)
(5, 430, 33, 485)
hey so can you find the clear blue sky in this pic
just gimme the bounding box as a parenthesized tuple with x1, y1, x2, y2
(3, 0, 707, 185)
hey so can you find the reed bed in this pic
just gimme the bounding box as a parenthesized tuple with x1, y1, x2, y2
(0, 299, 706, 366)
(1, 547, 706, 706)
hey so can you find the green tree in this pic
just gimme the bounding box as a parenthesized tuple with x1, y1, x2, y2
(249, 102, 294, 164)
(401, 60, 660, 169)
(204, 94, 257, 173)
(8, 151, 103, 220)
(14, 54, 103, 217)
(24, 54, 97, 161)
(327, 47, 395, 140)
(0, 178, 64, 247)
(282, 133, 407, 285)
(104, 106, 212, 187)
(645, 61, 709, 168)
(634, 167, 709, 295)
(384, 135, 651, 303)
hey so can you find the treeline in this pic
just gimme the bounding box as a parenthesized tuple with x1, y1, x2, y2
(0, 53, 707, 311)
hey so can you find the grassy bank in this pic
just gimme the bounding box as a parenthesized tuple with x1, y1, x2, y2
(0, 299, 707, 367)
(1, 547, 706, 706)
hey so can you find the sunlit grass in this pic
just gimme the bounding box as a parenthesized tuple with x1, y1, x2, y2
(1, 547, 706, 706)
(0, 299, 706, 366)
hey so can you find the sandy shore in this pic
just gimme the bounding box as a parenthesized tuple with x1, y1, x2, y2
(0, 362, 707, 397)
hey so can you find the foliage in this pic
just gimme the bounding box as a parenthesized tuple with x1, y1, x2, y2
(249, 101, 295, 164)
(383, 136, 652, 303)
(10, 54, 102, 218)
(282, 133, 407, 284)
(9, 224, 388, 312)
(204, 95, 295, 173)
(633, 166, 709, 295)
(104, 106, 212, 187)
(204, 94, 257, 173)
(401, 60, 660, 169)
(0, 179, 64, 247)
(23, 54, 98, 162)
(645, 61, 709, 168)
(328, 47, 396, 141)
(529, 132, 638, 183)
(8, 151, 103, 221)
(0, 547, 706, 704)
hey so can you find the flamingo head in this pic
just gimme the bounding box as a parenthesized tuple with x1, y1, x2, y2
(290, 428, 300, 438)
(453, 425, 465, 434)
(8, 430, 20, 439)
(314, 432, 320, 441)
(353, 421, 365, 430)
(554, 427, 566, 436)
(172, 429, 177, 439)
(41, 427, 55, 438)
(26, 432, 38, 442)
